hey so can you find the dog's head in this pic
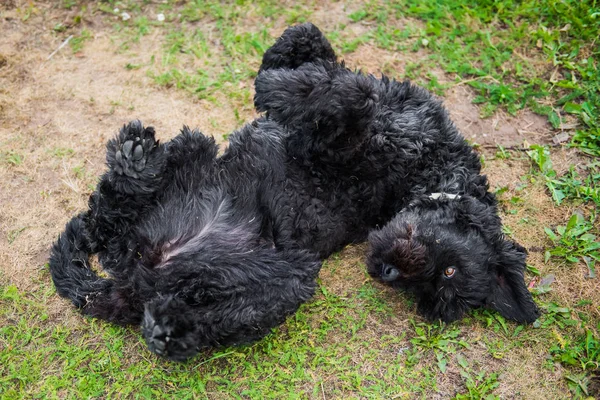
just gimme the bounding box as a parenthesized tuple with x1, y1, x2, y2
(366, 195, 539, 324)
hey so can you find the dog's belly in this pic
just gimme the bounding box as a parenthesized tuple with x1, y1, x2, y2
(139, 195, 263, 269)
(153, 223, 251, 268)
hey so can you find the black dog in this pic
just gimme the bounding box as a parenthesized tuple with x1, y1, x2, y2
(49, 23, 538, 361)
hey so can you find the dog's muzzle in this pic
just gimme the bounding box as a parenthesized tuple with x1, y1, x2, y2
(381, 264, 400, 282)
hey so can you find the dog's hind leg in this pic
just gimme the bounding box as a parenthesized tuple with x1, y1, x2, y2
(49, 215, 144, 325)
(255, 66, 378, 162)
(163, 126, 218, 171)
(140, 248, 321, 360)
(258, 23, 337, 74)
(141, 276, 319, 360)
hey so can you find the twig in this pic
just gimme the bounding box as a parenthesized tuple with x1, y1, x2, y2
(452, 75, 501, 87)
(46, 35, 73, 61)
(480, 143, 561, 151)
(61, 160, 80, 193)
(192, 350, 236, 369)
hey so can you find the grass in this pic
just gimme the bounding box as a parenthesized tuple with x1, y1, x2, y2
(544, 212, 599, 278)
(408, 323, 469, 373)
(0, 271, 435, 398)
(527, 143, 600, 279)
(454, 354, 500, 400)
(1, 0, 599, 398)
(1, 151, 24, 166)
(550, 328, 600, 397)
(528, 144, 600, 206)
(351, 0, 600, 149)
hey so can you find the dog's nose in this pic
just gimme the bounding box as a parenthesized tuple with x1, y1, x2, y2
(381, 264, 400, 281)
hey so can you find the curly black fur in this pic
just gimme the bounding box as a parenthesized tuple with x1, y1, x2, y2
(49, 23, 538, 361)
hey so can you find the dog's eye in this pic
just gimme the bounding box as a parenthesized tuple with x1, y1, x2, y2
(444, 267, 456, 278)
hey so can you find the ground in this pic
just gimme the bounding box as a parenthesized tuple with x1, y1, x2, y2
(1, 1, 599, 399)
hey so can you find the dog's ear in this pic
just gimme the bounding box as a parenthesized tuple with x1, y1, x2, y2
(485, 240, 539, 323)
(454, 197, 503, 244)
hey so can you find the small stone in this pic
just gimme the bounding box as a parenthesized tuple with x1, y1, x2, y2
(552, 132, 570, 144)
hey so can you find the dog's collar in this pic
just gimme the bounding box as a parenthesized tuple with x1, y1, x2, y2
(428, 193, 462, 200)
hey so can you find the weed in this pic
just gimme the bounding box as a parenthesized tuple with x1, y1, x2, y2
(72, 164, 87, 180)
(472, 309, 517, 336)
(409, 322, 469, 372)
(471, 81, 521, 116)
(70, 29, 91, 53)
(62, 0, 76, 9)
(494, 145, 511, 160)
(544, 212, 600, 278)
(454, 354, 500, 400)
(534, 302, 578, 329)
(528, 145, 600, 206)
(551, 164, 600, 207)
(133, 16, 150, 39)
(3, 151, 24, 166)
(53, 23, 67, 33)
(51, 148, 75, 158)
(483, 337, 509, 360)
(531, 274, 554, 296)
(7, 227, 27, 244)
(552, 329, 600, 371)
(525, 263, 541, 278)
(550, 328, 600, 397)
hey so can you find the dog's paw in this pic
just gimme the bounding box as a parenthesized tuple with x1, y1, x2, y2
(142, 296, 200, 362)
(109, 121, 158, 179)
(145, 321, 176, 357)
(258, 23, 336, 73)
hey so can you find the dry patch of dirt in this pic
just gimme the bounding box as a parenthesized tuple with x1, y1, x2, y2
(0, 4, 240, 291)
(445, 85, 553, 146)
(345, 44, 553, 147)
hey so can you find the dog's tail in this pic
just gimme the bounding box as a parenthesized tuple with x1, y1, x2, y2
(49, 215, 140, 325)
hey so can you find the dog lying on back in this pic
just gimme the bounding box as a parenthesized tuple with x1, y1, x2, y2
(49, 23, 538, 361)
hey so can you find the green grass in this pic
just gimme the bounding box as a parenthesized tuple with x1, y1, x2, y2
(454, 354, 500, 400)
(526, 143, 600, 279)
(0, 271, 437, 398)
(408, 323, 469, 373)
(544, 212, 599, 278)
(1, 151, 24, 166)
(550, 328, 600, 397)
(353, 0, 599, 128)
(97, 0, 600, 156)
(528, 144, 600, 206)
(70, 28, 91, 53)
